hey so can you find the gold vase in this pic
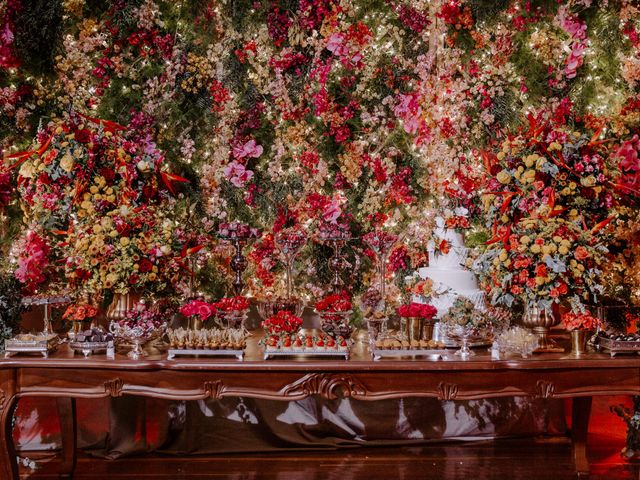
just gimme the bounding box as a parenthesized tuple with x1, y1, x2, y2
(570, 329, 587, 356)
(521, 304, 562, 352)
(106, 292, 142, 321)
(404, 317, 424, 343)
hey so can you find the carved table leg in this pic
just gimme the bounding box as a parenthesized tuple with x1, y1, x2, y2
(572, 396, 593, 478)
(0, 369, 18, 480)
(56, 397, 77, 479)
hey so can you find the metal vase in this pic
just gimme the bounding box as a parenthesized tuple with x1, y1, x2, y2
(106, 292, 141, 321)
(521, 304, 561, 352)
(404, 317, 424, 343)
(570, 329, 587, 356)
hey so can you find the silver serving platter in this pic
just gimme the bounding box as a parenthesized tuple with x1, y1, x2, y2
(69, 341, 112, 358)
(21, 295, 73, 306)
(263, 347, 350, 360)
(371, 348, 446, 361)
(595, 335, 640, 357)
(5, 335, 60, 358)
(167, 348, 244, 360)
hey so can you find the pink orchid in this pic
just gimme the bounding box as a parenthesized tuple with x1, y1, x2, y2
(322, 199, 342, 224)
(326, 33, 348, 56)
(394, 94, 422, 134)
(232, 139, 263, 160)
(617, 136, 640, 172)
(564, 42, 587, 79)
(224, 160, 254, 188)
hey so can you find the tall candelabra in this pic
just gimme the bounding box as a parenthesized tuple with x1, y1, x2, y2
(218, 221, 261, 296)
(362, 230, 398, 308)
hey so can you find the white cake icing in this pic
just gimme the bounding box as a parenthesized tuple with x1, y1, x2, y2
(415, 218, 485, 317)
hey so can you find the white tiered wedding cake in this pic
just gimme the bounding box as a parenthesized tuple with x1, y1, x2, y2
(417, 218, 485, 317)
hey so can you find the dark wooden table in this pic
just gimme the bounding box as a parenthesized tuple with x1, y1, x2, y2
(1, 335, 638, 479)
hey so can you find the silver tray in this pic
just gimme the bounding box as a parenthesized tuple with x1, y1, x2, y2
(21, 295, 72, 306)
(5, 335, 60, 358)
(263, 347, 350, 360)
(167, 348, 244, 360)
(70, 341, 112, 357)
(444, 340, 492, 348)
(595, 335, 640, 357)
(371, 348, 446, 361)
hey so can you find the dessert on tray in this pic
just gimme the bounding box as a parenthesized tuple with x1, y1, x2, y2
(374, 338, 445, 350)
(166, 327, 248, 360)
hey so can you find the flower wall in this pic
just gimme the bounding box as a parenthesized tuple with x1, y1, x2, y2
(1, 0, 639, 308)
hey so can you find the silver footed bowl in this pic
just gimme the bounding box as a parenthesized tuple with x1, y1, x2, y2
(109, 321, 167, 360)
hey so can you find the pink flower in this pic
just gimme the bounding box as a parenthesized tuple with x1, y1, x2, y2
(232, 139, 263, 160)
(394, 93, 422, 134)
(564, 42, 587, 79)
(224, 160, 254, 187)
(617, 136, 640, 172)
(179, 300, 216, 321)
(326, 33, 348, 56)
(322, 199, 342, 224)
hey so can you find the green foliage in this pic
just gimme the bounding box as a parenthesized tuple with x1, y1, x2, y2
(13, 0, 63, 76)
(0, 264, 24, 351)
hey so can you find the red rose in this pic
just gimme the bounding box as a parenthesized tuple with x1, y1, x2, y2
(139, 259, 153, 273)
(75, 128, 92, 143)
(99, 167, 116, 183)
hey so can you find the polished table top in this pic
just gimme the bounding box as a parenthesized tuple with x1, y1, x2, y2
(1, 331, 638, 371)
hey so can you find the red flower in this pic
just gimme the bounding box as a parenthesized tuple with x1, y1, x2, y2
(574, 246, 590, 261)
(262, 310, 303, 335)
(139, 259, 153, 273)
(315, 291, 352, 312)
(534, 264, 548, 277)
(397, 302, 437, 320)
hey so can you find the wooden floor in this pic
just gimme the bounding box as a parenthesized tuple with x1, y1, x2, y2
(16, 436, 640, 480)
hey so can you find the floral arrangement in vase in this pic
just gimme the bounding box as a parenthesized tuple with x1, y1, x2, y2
(315, 291, 352, 337)
(62, 303, 99, 322)
(179, 300, 217, 322)
(261, 310, 303, 336)
(561, 311, 601, 331)
(475, 217, 607, 313)
(397, 302, 438, 321)
(213, 296, 250, 329)
(315, 291, 352, 315)
(214, 296, 250, 314)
